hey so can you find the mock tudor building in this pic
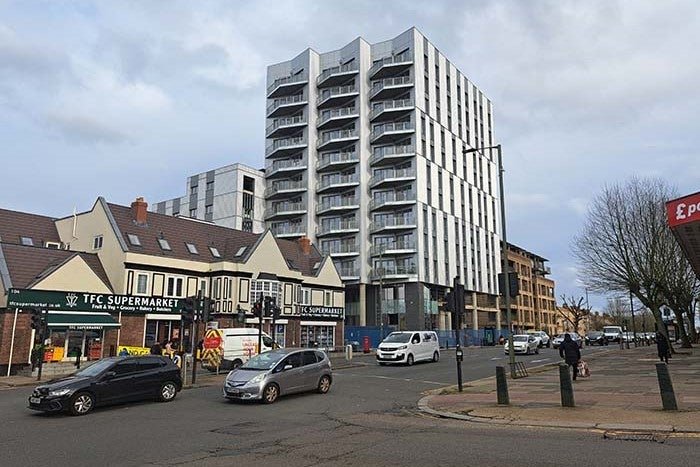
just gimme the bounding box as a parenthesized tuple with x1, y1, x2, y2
(0, 199, 344, 375)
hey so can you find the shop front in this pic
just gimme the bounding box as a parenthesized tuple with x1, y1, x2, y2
(44, 311, 121, 362)
(299, 305, 344, 351)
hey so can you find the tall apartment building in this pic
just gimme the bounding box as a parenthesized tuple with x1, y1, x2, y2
(152, 163, 266, 232)
(506, 243, 558, 336)
(265, 28, 501, 331)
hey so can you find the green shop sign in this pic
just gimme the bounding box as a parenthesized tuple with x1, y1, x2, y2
(7, 289, 183, 314)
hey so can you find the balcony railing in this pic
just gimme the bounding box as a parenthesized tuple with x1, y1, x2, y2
(267, 72, 309, 96)
(368, 51, 414, 78)
(316, 197, 359, 214)
(369, 144, 415, 165)
(265, 115, 306, 136)
(370, 264, 417, 279)
(266, 93, 307, 116)
(316, 173, 360, 191)
(369, 98, 414, 120)
(382, 299, 407, 314)
(264, 179, 306, 197)
(317, 85, 359, 106)
(317, 220, 359, 236)
(369, 240, 417, 256)
(264, 202, 306, 218)
(369, 166, 416, 186)
(265, 136, 306, 157)
(317, 62, 359, 85)
(265, 158, 307, 176)
(321, 243, 358, 255)
(369, 215, 417, 232)
(271, 223, 306, 237)
(337, 266, 360, 278)
(316, 150, 359, 171)
(369, 191, 416, 210)
(317, 107, 358, 127)
(369, 76, 413, 99)
(370, 121, 414, 141)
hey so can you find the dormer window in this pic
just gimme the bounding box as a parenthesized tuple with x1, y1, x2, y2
(186, 243, 198, 254)
(93, 235, 103, 250)
(157, 238, 171, 251)
(312, 262, 321, 270)
(128, 234, 141, 246)
(235, 246, 246, 257)
(20, 236, 33, 246)
(45, 242, 61, 249)
(209, 246, 221, 258)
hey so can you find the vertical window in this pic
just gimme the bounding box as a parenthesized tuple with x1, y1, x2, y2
(93, 235, 103, 250)
(325, 291, 332, 306)
(137, 274, 148, 294)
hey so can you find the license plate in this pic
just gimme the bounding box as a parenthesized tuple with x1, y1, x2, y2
(29, 397, 41, 404)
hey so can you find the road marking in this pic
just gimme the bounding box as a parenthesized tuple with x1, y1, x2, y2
(335, 373, 448, 385)
(491, 357, 503, 360)
(530, 358, 550, 363)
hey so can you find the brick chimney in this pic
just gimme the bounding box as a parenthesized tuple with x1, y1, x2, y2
(297, 236, 311, 255)
(131, 197, 148, 225)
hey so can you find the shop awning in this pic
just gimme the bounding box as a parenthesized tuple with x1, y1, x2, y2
(666, 192, 700, 278)
(47, 312, 121, 329)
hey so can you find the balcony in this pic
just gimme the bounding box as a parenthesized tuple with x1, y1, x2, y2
(369, 215, 417, 233)
(369, 144, 416, 166)
(316, 173, 360, 193)
(316, 220, 359, 237)
(316, 150, 359, 172)
(265, 157, 307, 179)
(369, 98, 414, 121)
(368, 51, 414, 79)
(369, 191, 416, 211)
(369, 166, 416, 188)
(316, 128, 359, 151)
(321, 243, 359, 257)
(317, 85, 359, 108)
(317, 62, 359, 87)
(266, 93, 308, 118)
(316, 197, 360, 215)
(337, 266, 360, 281)
(317, 107, 359, 129)
(369, 263, 417, 280)
(265, 115, 307, 138)
(369, 121, 414, 144)
(265, 136, 307, 158)
(267, 72, 309, 98)
(270, 223, 306, 238)
(369, 76, 413, 100)
(264, 179, 306, 198)
(264, 202, 306, 220)
(369, 240, 417, 256)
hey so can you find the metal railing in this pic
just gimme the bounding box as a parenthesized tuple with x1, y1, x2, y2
(369, 191, 416, 210)
(265, 115, 306, 135)
(316, 173, 360, 191)
(369, 98, 414, 120)
(369, 144, 415, 165)
(317, 220, 359, 235)
(264, 179, 306, 197)
(316, 197, 359, 213)
(368, 51, 414, 77)
(264, 202, 306, 218)
(369, 215, 417, 231)
(265, 136, 306, 156)
(317, 84, 359, 106)
(265, 158, 306, 174)
(267, 72, 309, 95)
(270, 223, 306, 236)
(317, 62, 359, 84)
(369, 76, 413, 99)
(320, 243, 358, 255)
(317, 128, 359, 148)
(370, 121, 414, 141)
(369, 166, 416, 186)
(316, 150, 359, 170)
(370, 264, 417, 279)
(266, 93, 307, 115)
(317, 107, 358, 126)
(369, 240, 417, 256)
(337, 266, 360, 278)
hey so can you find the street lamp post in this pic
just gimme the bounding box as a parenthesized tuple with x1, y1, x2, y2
(376, 244, 385, 344)
(464, 144, 515, 376)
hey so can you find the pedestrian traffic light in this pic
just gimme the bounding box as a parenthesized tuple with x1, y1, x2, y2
(30, 308, 42, 330)
(182, 297, 195, 325)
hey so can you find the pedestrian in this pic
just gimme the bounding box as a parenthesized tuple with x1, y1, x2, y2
(559, 333, 581, 381)
(74, 346, 82, 369)
(656, 331, 670, 363)
(149, 341, 162, 356)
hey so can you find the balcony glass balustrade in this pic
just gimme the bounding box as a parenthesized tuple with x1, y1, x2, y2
(370, 121, 414, 142)
(369, 215, 417, 232)
(267, 72, 309, 97)
(369, 190, 416, 210)
(369, 76, 413, 100)
(317, 85, 359, 106)
(317, 107, 358, 127)
(316, 197, 359, 214)
(316, 173, 360, 191)
(266, 93, 307, 117)
(265, 136, 307, 157)
(369, 166, 416, 187)
(265, 115, 307, 137)
(317, 62, 359, 85)
(368, 51, 414, 78)
(369, 144, 415, 165)
(317, 128, 359, 149)
(369, 98, 414, 120)
(316, 150, 359, 171)
(317, 220, 359, 236)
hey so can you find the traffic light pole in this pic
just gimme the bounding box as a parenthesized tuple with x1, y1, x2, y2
(257, 301, 263, 355)
(190, 292, 201, 386)
(36, 309, 48, 381)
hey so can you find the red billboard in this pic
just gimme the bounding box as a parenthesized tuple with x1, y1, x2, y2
(667, 192, 700, 228)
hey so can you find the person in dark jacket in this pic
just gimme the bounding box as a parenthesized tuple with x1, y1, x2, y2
(656, 331, 670, 363)
(149, 341, 163, 356)
(559, 333, 581, 381)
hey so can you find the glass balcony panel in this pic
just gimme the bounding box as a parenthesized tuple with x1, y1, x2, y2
(369, 76, 413, 100)
(265, 136, 307, 157)
(266, 93, 307, 117)
(370, 121, 414, 142)
(316, 150, 359, 171)
(369, 144, 415, 166)
(317, 84, 359, 106)
(317, 62, 359, 85)
(369, 98, 414, 120)
(368, 50, 414, 78)
(267, 72, 309, 97)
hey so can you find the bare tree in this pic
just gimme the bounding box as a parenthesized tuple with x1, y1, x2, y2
(558, 295, 590, 335)
(604, 296, 630, 327)
(661, 243, 699, 347)
(572, 177, 678, 348)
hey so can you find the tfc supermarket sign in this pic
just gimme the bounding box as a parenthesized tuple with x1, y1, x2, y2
(667, 192, 700, 228)
(7, 289, 182, 314)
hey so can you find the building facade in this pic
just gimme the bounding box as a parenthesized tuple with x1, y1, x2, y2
(265, 27, 501, 331)
(152, 163, 266, 233)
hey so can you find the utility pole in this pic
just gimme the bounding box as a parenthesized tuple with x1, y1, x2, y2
(376, 244, 385, 344)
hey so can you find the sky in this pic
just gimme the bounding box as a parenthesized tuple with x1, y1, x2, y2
(1, 0, 699, 311)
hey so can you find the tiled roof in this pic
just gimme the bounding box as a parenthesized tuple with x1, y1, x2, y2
(0, 208, 61, 248)
(0, 243, 112, 291)
(106, 202, 323, 276)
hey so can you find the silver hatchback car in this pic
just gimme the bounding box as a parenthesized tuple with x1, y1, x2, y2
(223, 348, 332, 404)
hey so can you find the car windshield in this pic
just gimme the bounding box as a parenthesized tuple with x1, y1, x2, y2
(589, 332, 603, 336)
(555, 334, 566, 339)
(239, 351, 285, 370)
(74, 359, 115, 377)
(513, 336, 528, 342)
(382, 333, 411, 343)
(603, 327, 620, 333)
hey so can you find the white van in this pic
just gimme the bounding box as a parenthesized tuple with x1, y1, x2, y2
(376, 331, 440, 366)
(603, 325, 623, 343)
(204, 328, 276, 371)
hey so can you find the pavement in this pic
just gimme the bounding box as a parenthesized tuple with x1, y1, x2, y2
(419, 345, 700, 434)
(4, 346, 699, 435)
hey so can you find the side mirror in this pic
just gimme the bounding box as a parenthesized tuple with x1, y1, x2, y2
(102, 371, 116, 380)
(283, 364, 293, 371)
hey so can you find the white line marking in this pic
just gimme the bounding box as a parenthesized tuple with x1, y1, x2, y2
(335, 373, 448, 385)
(530, 358, 550, 363)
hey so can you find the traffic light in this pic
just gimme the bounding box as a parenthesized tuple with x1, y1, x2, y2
(263, 296, 272, 318)
(252, 300, 263, 318)
(30, 308, 42, 330)
(182, 297, 195, 325)
(272, 305, 281, 320)
(443, 292, 454, 312)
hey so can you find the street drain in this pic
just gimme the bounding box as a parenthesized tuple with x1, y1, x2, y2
(603, 432, 667, 443)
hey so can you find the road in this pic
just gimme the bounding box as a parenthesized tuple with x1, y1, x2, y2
(1, 345, 696, 466)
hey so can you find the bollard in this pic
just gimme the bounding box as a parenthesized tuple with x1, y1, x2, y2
(496, 366, 509, 405)
(559, 363, 575, 407)
(655, 362, 678, 410)
(345, 344, 353, 361)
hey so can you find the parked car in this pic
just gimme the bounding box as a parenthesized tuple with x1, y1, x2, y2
(622, 331, 636, 343)
(28, 356, 182, 416)
(504, 334, 540, 355)
(376, 331, 440, 366)
(526, 330, 550, 348)
(603, 325, 623, 343)
(585, 331, 607, 346)
(551, 333, 583, 349)
(223, 348, 332, 404)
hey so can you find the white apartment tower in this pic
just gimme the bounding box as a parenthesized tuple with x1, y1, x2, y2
(265, 28, 501, 330)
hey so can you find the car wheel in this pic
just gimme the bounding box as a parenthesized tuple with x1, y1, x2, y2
(406, 354, 414, 366)
(546, 342, 551, 348)
(525, 347, 531, 355)
(262, 384, 279, 404)
(159, 381, 178, 402)
(432, 351, 440, 363)
(231, 359, 243, 370)
(69, 392, 94, 416)
(317, 375, 332, 394)
(535, 347, 540, 354)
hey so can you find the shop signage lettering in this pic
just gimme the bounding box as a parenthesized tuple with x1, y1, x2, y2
(299, 306, 344, 319)
(667, 192, 700, 228)
(7, 289, 183, 314)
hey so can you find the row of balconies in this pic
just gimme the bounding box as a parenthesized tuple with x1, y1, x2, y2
(319, 239, 418, 258)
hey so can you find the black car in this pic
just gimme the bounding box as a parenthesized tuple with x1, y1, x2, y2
(585, 331, 608, 346)
(28, 356, 182, 416)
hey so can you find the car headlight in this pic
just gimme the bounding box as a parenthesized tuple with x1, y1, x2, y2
(398, 345, 408, 350)
(49, 388, 72, 397)
(248, 373, 266, 385)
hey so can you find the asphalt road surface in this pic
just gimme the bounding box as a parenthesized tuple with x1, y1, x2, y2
(1, 345, 696, 466)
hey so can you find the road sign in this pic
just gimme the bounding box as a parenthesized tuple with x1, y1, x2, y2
(202, 329, 223, 369)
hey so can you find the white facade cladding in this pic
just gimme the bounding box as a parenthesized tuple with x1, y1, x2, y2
(265, 28, 501, 330)
(152, 163, 266, 233)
